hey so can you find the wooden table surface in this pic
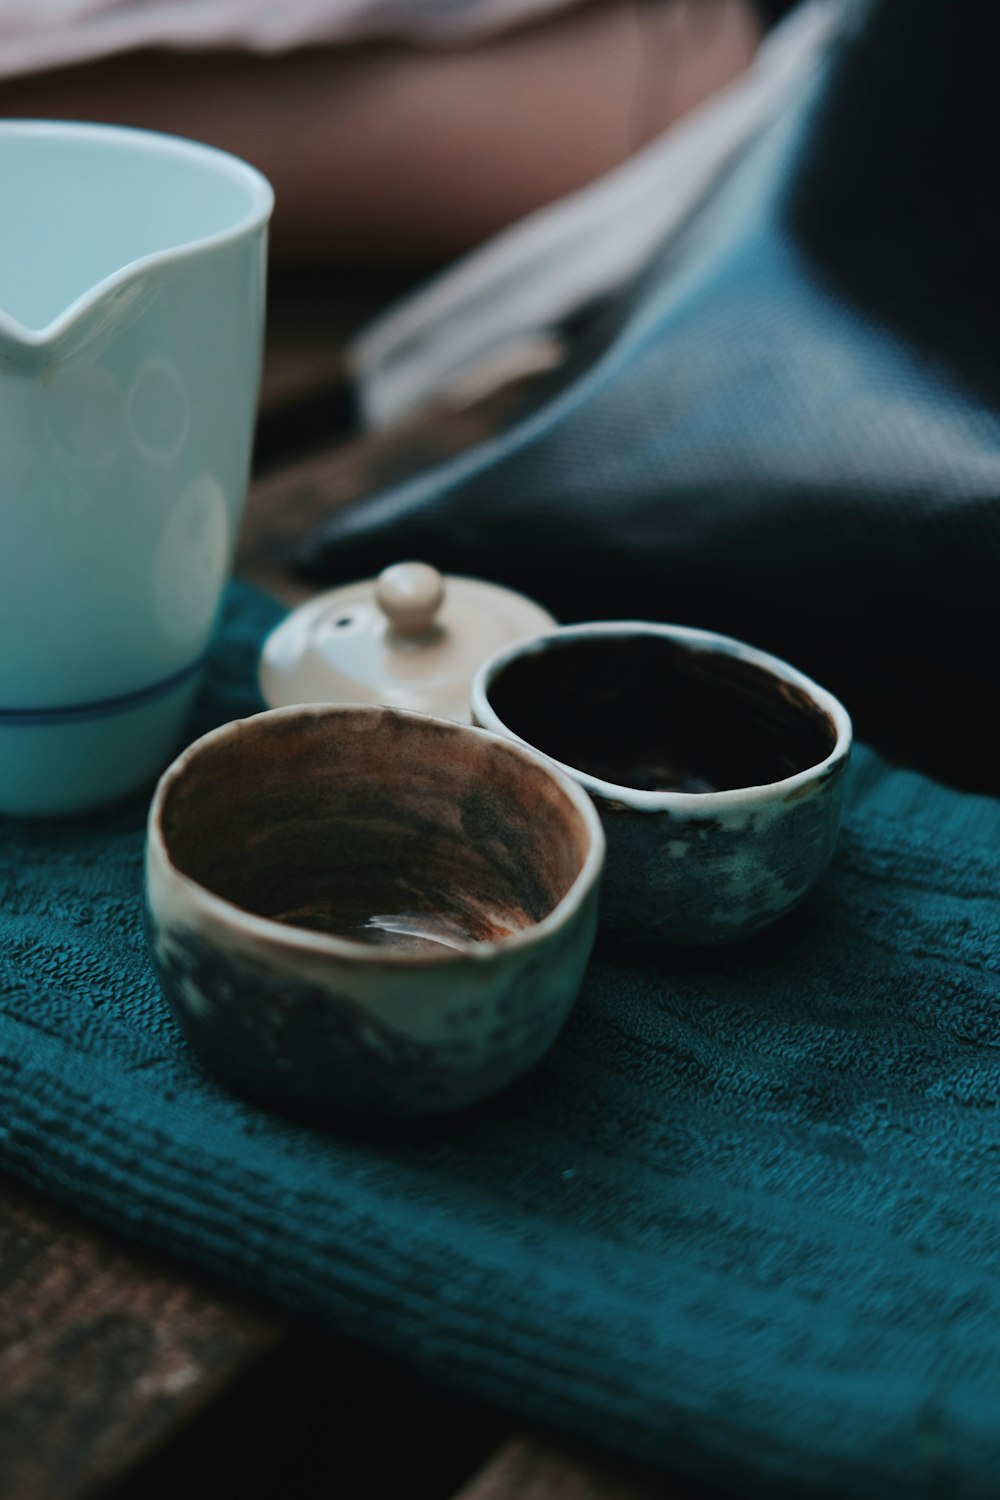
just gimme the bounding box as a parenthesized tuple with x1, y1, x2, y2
(0, 268, 705, 1500)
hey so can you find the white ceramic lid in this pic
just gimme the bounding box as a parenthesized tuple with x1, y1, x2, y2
(259, 562, 557, 723)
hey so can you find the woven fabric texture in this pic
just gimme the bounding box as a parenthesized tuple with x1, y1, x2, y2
(3, 581, 1000, 1498)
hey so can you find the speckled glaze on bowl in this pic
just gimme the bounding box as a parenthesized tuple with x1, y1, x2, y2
(145, 704, 604, 1120)
(471, 622, 852, 946)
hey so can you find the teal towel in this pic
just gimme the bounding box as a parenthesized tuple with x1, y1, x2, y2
(2, 582, 1000, 1499)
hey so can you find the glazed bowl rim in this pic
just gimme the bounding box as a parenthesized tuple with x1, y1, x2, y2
(146, 702, 606, 967)
(470, 619, 853, 812)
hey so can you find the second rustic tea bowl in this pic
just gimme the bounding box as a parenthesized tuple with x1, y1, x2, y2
(471, 622, 853, 945)
(145, 704, 604, 1121)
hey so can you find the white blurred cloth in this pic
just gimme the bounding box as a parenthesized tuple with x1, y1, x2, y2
(0, 0, 580, 77)
(349, 0, 838, 428)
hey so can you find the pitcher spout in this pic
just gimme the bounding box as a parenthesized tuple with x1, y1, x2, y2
(0, 274, 155, 374)
(0, 119, 273, 372)
(0, 303, 52, 373)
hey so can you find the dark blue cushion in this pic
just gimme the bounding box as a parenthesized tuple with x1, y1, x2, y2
(298, 0, 1000, 794)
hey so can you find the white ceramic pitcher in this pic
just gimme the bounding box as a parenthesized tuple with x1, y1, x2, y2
(0, 121, 273, 816)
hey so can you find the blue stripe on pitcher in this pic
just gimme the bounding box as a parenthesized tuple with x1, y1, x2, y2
(0, 655, 206, 726)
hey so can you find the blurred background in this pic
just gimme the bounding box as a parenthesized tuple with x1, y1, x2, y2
(1, 0, 786, 261)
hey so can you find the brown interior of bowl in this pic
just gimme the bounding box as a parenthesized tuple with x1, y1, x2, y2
(158, 708, 593, 954)
(486, 634, 839, 794)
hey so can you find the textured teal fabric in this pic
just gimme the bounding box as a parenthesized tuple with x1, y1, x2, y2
(3, 581, 1000, 1497)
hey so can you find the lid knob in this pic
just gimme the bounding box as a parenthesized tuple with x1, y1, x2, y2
(375, 562, 446, 637)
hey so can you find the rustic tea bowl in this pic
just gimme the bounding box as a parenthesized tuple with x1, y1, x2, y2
(471, 622, 852, 945)
(145, 704, 604, 1120)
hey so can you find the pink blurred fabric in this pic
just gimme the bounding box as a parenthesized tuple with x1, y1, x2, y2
(0, 0, 584, 77)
